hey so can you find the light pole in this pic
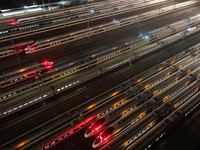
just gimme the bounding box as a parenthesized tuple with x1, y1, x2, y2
(42, 0, 45, 8)
(62, 0, 65, 9)
(48, 0, 50, 6)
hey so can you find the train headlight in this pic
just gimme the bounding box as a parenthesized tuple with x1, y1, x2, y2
(144, 35, 149, 40)
(187, 27, 191, 32)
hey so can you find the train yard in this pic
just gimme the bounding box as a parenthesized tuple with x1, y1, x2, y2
(0, 0, 200, 150)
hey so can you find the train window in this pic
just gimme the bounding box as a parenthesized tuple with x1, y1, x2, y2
(13, 107, 18, 110)
(138, 132, 142, 136)
(34, 98, 38, 101)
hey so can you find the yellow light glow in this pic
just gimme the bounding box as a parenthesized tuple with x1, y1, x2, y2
(187, 69, 191, 73)
(186, 52, 191, 55)
(173, 102, 178, 108)
(86, 104, 96, 110)
(122, 139, 130, 147)
(112, 98, 126, 107)
(136, 78, 143, 83)
(144, 84, 150, 89)
(147, 121, 155, 127)
(111, 91, 120, 97)
(138, 111, 146, 117)
(92, 54, 96, 58)
(152, 90, 158, 95)
(121, 109, 128, 115)
(18, 68, 27, 73)
(158, 67, 164, 71)
(113, 47, 117, 50)
(185, 81, 190, 85)
(166, 72, 171, 76)
(163, 95, 169, 101)
(170, 61, 175, 65)
(15, 140, 29, 149)
(114, 128, 122, 135)
(174, 76, 180, 81)
(178, 65, 182, 69)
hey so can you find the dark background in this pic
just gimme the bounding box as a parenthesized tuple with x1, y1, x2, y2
(0, 0, 77, 9)
(0, 0, 191, 10)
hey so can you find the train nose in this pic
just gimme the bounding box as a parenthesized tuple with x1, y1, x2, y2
(92, 137, 102, 149)
(84, 128, 92, 138)
(85, 118, 105, 138)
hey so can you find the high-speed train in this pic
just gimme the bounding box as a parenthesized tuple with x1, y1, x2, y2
(1, 44, 195, 118)
(15, 0, 132, 23)
(93, 68, 200, 148)
(1, 12, 191, 59)
(0, 61, 53, 89)
(0, 18, 195, 88)
(0, 41, 34, 58)
(23, 12, 200, 55)
(9, 47, 200, 150)
(1, 40, 200, 118)
(0, 0, 167, 36)
(126, 92, 200, 150)
(84, 59, 200, 138)
(101, 79, 200, 150)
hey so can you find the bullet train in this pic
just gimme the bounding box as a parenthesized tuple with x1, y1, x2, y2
(19, 51, 197, 150)
(101, 79, 200, 150)
(93, 68, 200, 148)
(0, 41, 34, 59)
(126, 91, 200, 150)
(0, 61, 53, 89)
(12, 48, 200, 150)
(1, 43, 200, 119)
(1, 1, 197, 57)
(15, 0, 133, 23)
(0, 0, 167, 36)
(1, 13, 193, 60)
(84, 59, 200, 138)
(23, 12, 200, 54)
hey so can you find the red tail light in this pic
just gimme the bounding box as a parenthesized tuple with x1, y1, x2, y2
(45, 65, 52, 69)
